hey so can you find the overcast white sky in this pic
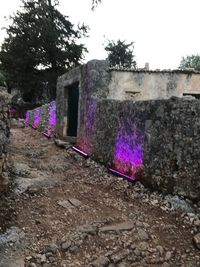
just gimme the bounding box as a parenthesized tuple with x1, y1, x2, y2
(0, 0, 200, 69)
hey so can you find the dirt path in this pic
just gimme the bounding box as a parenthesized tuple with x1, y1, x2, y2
(0, 126, 200, 267)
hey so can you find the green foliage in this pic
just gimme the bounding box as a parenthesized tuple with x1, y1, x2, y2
(0, 0, 88, 102)
(104, 39, 137, 68)
(179, 54, 200, 71)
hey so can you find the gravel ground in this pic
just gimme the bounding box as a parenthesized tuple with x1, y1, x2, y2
(0, 126, 200, 267)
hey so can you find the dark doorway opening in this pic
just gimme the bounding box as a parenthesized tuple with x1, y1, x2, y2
(67, 82, 79, 136)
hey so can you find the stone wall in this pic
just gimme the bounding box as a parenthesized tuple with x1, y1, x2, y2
(56, 60, 200, 200)
(26, 101, 56, 136)
(92, 97, 200, 201)
(0, 92, 10, 192)
(57, 60, 200, 144)
(56, 60, 110, 145)
(76, 60, 110, 153)
(108, 70, 200, 101)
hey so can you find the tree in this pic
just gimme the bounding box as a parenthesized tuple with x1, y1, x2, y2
(104, 39, 137, 68)
(0, 0, 88, 102)
(179, 54, 200, 71)
(92, 0, 102, 10)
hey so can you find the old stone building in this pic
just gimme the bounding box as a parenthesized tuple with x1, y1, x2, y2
(55, 59, 200, 201)
(56, 59, 200, 141)
(108, 67, 200, 100)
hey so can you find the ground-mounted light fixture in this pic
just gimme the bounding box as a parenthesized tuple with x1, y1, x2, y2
(31, 125, 37, 130)
(42, 132, 51, 138)
(72, 146, 90, 158)
(108, 167, 137, 183)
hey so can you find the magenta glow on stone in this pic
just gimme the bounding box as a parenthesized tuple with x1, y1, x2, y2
(33, 108, 40, 128)
(9, 107, 17, 117)
(49, 101, 56, 127)
(78, 98, 97, 155)
(42, 101, 56, 138)
(113, 129, 144, 180)
(42, 131, 51, 138)
(25, 111, 29, 125)
(10, 107, 17, 112)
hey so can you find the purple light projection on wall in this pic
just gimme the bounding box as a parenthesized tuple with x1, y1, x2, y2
(48, 101, 56, 137)
(43, 101, 56, 138)
(49, 101, 56, 127)
(113, 129, 144, 180)
(78, 98, 97, 155)
(33, 108, 40, 128)
(9, 107, 17, 118)
(25, 111, 29, 125)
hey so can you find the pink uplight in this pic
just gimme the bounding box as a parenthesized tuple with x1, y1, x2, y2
(113, 129, 144, 180)
(33, 108, 40, 128)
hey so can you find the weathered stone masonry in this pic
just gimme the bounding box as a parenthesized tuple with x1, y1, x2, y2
(26, 101, 56, 136)
(56, 60, 200, 201)
(0, 92, 10, 192)
(93, 97, 200, 201)
(56, 60, 110, 144)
